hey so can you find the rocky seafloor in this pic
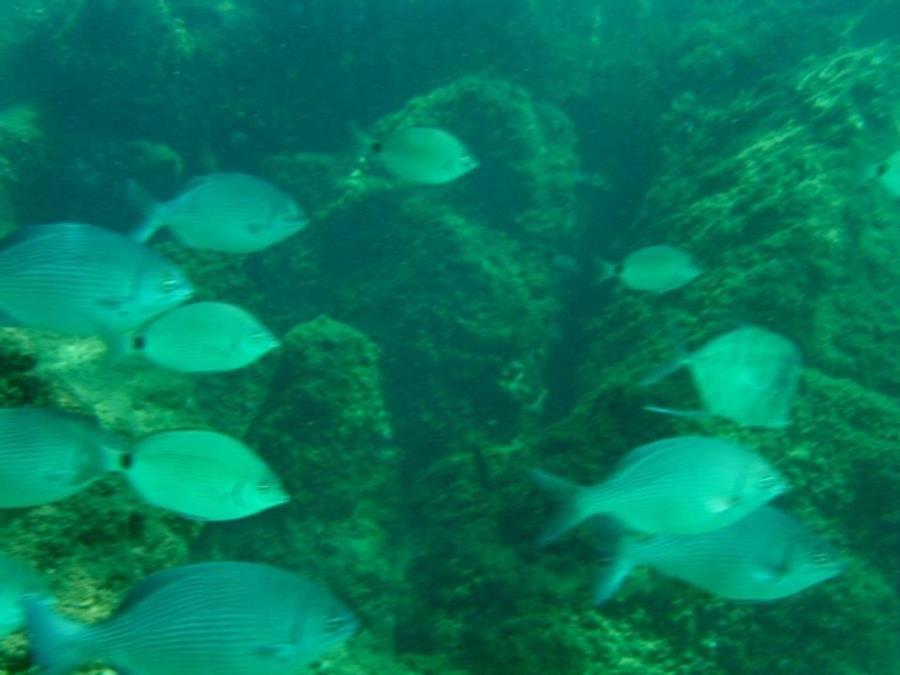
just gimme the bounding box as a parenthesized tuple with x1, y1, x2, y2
(0, 1, 898, 673)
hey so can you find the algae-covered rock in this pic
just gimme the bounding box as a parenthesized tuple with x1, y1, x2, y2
(196, 315, 401, 666)
(0, 330, 204, 674)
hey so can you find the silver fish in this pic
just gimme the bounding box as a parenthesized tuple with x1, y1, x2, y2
(131, 173, 307, 253)
(0, 223, 193, 340)
(592, 506, 844, 604)
(24, 561, 358, 675)
(642, 326, 802, 428)
(0, 407, 123, 508)
(134, 302, 280, 373)
(368, 126, 478, 184)
(601, 245, 701, 293)
(532, 435, 787, 544)
(121, 429, 288, 521)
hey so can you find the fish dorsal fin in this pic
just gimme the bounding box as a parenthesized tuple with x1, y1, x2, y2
(612, 436, 712, 479)
(0, 223, 82, 250)
(115, 563, 230, 612)
(612, 441, 673, 475)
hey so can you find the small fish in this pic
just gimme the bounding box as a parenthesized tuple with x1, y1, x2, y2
(598, 245, 701, 293)
(131, 173, 307, 253)
(0, 554, 43, 636)
(133, 302, 280, 373)
(532, 435, 787, 544)
(642, 326, 802, 428)
(24, 561, 359, 675)
(121, 430, 288, 521)
(0, 223, 193, 341)
(0, 407, 124, 508)
(591, 506, 843, 604)
(365, 126, 478, 184)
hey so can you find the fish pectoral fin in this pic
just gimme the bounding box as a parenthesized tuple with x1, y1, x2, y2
(254, 642, 297, 661)
(753, 562, 789, 583)
(705, 495, 740, 514)
(95, 296, 128, 311)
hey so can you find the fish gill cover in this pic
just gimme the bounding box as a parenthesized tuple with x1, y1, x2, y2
(0, 0, 896, 674)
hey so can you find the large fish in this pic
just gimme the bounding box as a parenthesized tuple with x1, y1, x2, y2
(0, 407, 123, 508)
(0, 223, 193, 341)
(641, 325, 802, 428)
(591, 506, 844, 604)
(532, 435, 787, 544)
(131, 173, 307, 253)
(133, 302, 280, 373)
(121, 429, 289, 521)
(24, 561, 359, 675)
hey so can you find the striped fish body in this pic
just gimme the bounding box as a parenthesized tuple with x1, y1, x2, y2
(0, 223, 193, 339)
(629, 506, 843, 600)
(136, 302, 279, 373)
(26, 562, 359, 675)
(581, 436, 787, 535)
(0, 408, 122, 508)
(123, 430, 288, 521)
(150, 173, 306, 253)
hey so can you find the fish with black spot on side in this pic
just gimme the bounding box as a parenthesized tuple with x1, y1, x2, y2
(131, 301, 280, 373)
(119, 429, 288, 521)
(361, 126, 479, 185)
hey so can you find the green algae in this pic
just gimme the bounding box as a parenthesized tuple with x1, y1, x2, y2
(0, 1, 895, 674)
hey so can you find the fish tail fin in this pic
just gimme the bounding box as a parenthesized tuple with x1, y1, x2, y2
(638, 353, 688, 386)
(349, 122, 376, 156)
(101, 330, 140, 362)
(587, 517, 635, 605)
(126, 179, 163, 243)
(531, 469, 589, 546)
(591, 258, 618, 286)
(23, 595, 92, 675)
(639, 313, 692, 386)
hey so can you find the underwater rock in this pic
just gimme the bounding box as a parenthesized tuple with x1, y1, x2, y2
(198, 316, 401, 649)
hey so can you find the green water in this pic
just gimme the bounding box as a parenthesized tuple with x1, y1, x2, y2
(0, 1, 898, 673)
